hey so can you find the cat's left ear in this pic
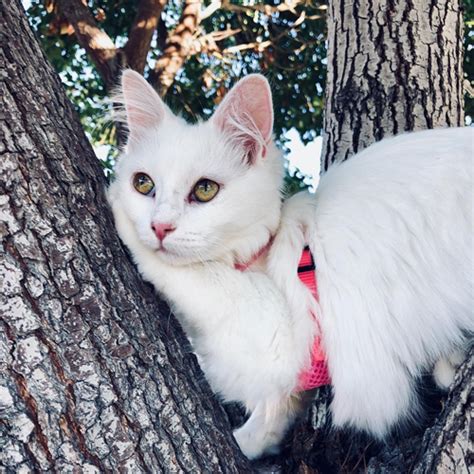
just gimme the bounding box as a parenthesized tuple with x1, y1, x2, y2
(120, 69, 169, 146)
(212, 74, 273, 163)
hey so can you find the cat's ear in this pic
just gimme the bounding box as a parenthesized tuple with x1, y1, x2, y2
(212, 74, 273, 163)
(120, 70, 168, 146)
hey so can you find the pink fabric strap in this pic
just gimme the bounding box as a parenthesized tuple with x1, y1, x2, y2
(296, 247, 330, 390)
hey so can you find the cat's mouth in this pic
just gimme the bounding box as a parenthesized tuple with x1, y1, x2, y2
(156, 242, 181, 259)
(155, 245, 196, 266)
(156, 244, 171, 255)
(154, 240, 207, 265)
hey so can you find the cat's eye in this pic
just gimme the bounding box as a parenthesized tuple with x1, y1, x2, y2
(133, 173, 155, 196)
(192, 179, 220, 203)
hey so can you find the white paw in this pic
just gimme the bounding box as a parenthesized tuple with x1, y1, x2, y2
(433, 357, 457, 390)
(233, 426, 280, 460)
(433, 350, 466, 390)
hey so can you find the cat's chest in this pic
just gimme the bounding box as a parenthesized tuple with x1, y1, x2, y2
(164, 267, 294, 352)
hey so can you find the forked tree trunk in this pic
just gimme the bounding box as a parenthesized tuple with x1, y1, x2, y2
(284, 0, 470, 471)
(0, 2, 249, 471)
(321, 0, 465, 170)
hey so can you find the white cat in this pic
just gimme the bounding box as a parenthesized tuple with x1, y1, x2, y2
(108, 70, 473, 459)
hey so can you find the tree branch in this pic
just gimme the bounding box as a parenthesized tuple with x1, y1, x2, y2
(191, 28, 241, 56)
(149, 0, 201, 96)
(57, 0, 118, 89)
(204, 0, 306, 17)
(123, 0, 168, 74)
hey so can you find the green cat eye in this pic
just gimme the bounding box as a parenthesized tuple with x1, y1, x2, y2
(133, 173, 155, 196)
(192, 179, 220, 203)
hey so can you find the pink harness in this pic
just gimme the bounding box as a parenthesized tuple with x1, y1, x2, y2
(295, 247, 330, 390)
(235, 244, 330, 391)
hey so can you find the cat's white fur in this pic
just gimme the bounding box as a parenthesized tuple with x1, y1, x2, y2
(108, 70, 473, 459)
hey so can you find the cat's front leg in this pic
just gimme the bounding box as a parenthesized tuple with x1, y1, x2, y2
(233, 395, 302, 460)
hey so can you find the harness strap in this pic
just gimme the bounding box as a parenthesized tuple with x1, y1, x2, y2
(296, 246, 330, 390)
(298, 246, 317, 296)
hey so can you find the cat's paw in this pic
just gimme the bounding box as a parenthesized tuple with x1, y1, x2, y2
(233, 426, 280, 460)
(433, 350, 465, 390)
(432, 358, 455, 390)
(433, 350, 466, 390)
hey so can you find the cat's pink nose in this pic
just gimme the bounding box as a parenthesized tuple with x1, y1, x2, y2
(151, 222, 176, 242)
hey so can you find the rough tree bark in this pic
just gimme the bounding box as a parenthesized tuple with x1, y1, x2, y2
(280, 0, 470, 472)
(0, 1, 250, 472)
(321, 0, 465, 170)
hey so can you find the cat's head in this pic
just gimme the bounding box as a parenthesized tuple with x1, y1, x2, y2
(109, 70, 283, 266)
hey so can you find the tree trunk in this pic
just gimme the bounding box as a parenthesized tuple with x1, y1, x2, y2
(321, 0, 465, 171)
(280, 0, 470, 471)
(0, 2, 249, 472)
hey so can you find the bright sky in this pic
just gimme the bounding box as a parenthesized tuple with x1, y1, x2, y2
(285, 129, 322, 190)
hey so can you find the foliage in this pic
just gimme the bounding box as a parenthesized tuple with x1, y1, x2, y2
(26, 0, 327, 157)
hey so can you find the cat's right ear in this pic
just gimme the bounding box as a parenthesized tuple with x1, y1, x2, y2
(120, 70, 167, 146)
